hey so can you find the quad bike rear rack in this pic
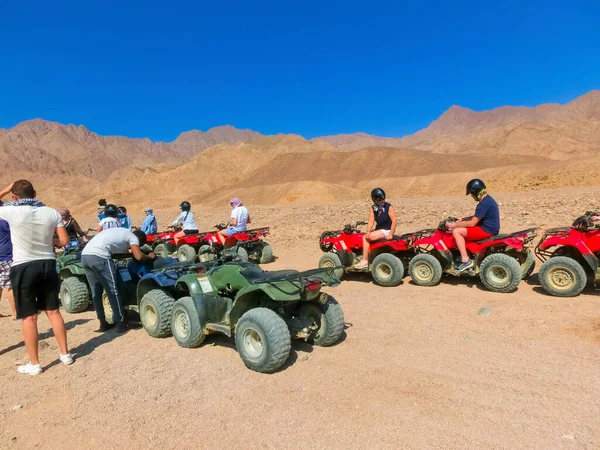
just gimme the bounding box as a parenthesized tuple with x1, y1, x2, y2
(246, 266, 344, 286)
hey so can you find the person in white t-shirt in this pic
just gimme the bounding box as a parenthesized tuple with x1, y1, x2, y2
(82, 228, 156, 332)
(0, 180, 73, 376)
(218, 198, 251, 243)
(96, 204, 121, 232)
(172, 201, 198, 244)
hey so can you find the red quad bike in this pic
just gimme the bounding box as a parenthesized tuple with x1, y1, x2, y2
(409, 218, 537, 293)
(150, 228, 181, 257)
(176, 224, 273, 264)
(535, 211, 600, 297)
(318, 221, 416, 287)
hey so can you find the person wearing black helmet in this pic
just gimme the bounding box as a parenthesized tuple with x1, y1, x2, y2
(96, 204, 121, 232)
(172, 201, 198, 244)
(354, 188, 397, 270)
(446, 179, 500, 271)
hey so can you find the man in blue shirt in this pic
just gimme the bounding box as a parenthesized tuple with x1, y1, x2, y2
(0, 200, 16, 318)
(141, 207, 158, 235)
(446, 179, 500, 272)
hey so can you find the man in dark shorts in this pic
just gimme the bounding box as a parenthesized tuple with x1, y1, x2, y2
(0, 180, 73, 375)
(446, 179, 500, 272)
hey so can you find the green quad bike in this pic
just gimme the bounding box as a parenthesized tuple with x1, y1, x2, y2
(168, 259, 345, 373)
(57, 248, 92, 314)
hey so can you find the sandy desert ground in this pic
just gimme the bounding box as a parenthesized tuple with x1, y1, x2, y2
(1, 188, 599, 449)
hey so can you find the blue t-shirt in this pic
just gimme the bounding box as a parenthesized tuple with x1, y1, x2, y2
(474, 195, 500, 235)
(0, 220, 13, 262)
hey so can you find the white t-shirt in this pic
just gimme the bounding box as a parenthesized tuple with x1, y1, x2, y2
(0, 205, 63, 266)
(99, 217, 120, 230)
(230, 206, 249, 232)
(82, 227, 140, 259)
(172, 211, 198, 231)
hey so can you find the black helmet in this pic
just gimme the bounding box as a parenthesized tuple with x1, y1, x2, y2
(104, 204, 118, 218)
(118, 205, 127, 214)
(466, 179, 486, 196)
(371, 188, 386, 202)
(180, 201, 191, 211)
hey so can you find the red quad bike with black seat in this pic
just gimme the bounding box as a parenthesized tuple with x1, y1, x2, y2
(177, 224, 273, 264)
(318, 221, 416, 287)
(535, 210, 600, 297)
(409, 217, 537, 293)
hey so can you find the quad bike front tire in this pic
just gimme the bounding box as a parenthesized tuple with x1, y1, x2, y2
(237, 246, 249, 262)
(171, 296, 206, 348)
(198, 245, 216, 262)
(538, 256, 587, 297)
(140, 289, 175, 338)
(259, 244, 274, 264)
(60, 277, 90, 314)
(177, 244, 197, 262)
(235, 308, 291, 373)
(479, 253, 522, 293)
(371, 253, 404, 287)
(408, 253, 443, 287)
(318, 253, 344, 280)
(297, 296, 345, 347)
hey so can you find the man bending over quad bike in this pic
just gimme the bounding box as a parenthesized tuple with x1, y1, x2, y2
(354, 188, 397, 270)
(172, 201, 199, 244)
(82, 228, 157, 333)
(445, 179, 500, 272)
(218, 197, 251, 244)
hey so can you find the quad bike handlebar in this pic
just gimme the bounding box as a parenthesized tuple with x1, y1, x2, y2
(438, 217, 458, 232)
(572, 211, 600, 231)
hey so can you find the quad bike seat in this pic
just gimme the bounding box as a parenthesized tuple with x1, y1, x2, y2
(239, 265, 299, 285)
(473, 234, 509, 244)
(370, 235, 407, 244)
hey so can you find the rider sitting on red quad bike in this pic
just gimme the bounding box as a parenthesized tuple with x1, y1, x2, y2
(353, 188, 397, 270)
(217, 197, 251, 243)
(318, 189, 415, 287)
(172, 201, 199, 244)
(445, 179, 500, 272)
(535, 210, 600, 297)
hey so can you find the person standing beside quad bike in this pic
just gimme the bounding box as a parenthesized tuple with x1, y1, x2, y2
(141, 206, 158, 235)
(445, 179, 500, 272)
(217, 197, 251, 244)
(354, 188, 397, 270)
(172, 201, 198, 244)
(82, 228, 157, 333)
(0, 200, 16, 319)
(96, 204, 121, 232)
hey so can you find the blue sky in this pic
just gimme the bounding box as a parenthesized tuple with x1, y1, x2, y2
(0, 0, 598, 141)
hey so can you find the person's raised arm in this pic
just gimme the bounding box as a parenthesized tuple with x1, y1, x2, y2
(0, 182, 13, 199)
(130, 244, 155, 262)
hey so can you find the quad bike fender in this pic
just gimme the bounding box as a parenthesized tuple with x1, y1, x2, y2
(136, 273, 177, 304)
(190, 293, 233, 335)
(59, 265, 87, 278)
(175, 273, 206, 296)
(236, 283, 302, 303)
(539, 234, 594, 254)
(229, 288, 297, 328)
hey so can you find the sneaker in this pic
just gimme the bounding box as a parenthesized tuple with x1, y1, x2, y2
(95, 321, 113, 333)
(59, 353, 74, 365)
(115, 322, 128, 334)
(17, 362, 42, 376)
(456, 259, 474, 272)
(354, 260, 368, 270)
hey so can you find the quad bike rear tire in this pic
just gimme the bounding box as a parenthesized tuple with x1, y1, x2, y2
(371, 253, 404, 287)
(297, 296, 345, 347)
(102, 293, 115, 324)
(318, 253, 345, 280)
(237, 246, 249, 262)
(408, 253, 443, 287)
(235, 308, 291, 373)
(522, 251, 536, 280)
(171, 296, 206, 348)
(177, 244, 197, 262)
(60, 277, 90, 314)
(479, 253, 522, 293)
(538, 256, 587, 297)
(154, 243, 174, 258)
(259, 244, 274, 264)
(140, 289, 175, 338)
